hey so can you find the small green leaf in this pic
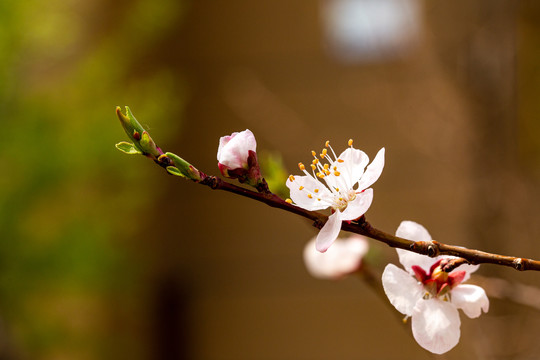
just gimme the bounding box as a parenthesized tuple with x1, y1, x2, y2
(166, 166, 186, 178)
(115, 142, 142, 155)
(166, 152, 202, 181)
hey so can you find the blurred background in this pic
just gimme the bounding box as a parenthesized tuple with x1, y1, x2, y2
(2, 0, 540, 359)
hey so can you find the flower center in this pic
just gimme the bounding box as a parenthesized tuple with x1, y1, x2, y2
(411, 259, 466, 300)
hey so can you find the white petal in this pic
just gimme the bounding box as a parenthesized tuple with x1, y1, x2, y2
(286, 175, 332, 211)
(217, 129, 256, 169)
(451, 284, 489, 319)
(303, 235, 369, 279)
(381, 264, 423, 316)
(356, 147, 385, 191)
(395, 221, 439, 274)
(396, 248, 440, 276)
(339, 188, 373, 221)
(315, 212, 342, 252)
(412, 299, 461, 354)
(396, 220, 432, 242)
(332, 147, 369, 187)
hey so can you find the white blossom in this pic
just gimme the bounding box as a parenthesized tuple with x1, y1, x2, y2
(382, 221, 489, 354)
(286, 140, 384, 252)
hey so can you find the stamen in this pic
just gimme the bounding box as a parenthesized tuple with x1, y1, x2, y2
(333, 166, 337, 171)
(311, 150, 317, 157)
(317, 198, 321, 201)
(325, 140, 330, 147)
(312, 159, 319, 165)
(323, 164, 329, 170)
(310, 164, 316, 171)
(337, 159, 344, 163)
(317, 173, 325, 178)
(298, 162, 305, 171)
(299, 186, 304, 190)
(338, 197, 343, 201)
(335, 188, 340, 192)
(348, 139, 353, 147)
(314, 189, 319, 193)
(307, 194, 313, 199)
(334, 171, 341, 176)
(325, 170, 331, 176)
(320, 148, 327, 158)
(288, 175, 295, 182)
(285, 198, 293, 204)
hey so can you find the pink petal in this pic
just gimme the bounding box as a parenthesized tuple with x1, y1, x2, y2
(396, 220, 433, 242)
(286, 175, 332, 211)
(412, 299, 461, 354)
(315, 212, 343, 252)
(356, 147, 385, 191)
(339, 188, 373, 221)
(381, 264, 423, 316)
(451, 284, 489, 319)
(217, 129, 256, 169)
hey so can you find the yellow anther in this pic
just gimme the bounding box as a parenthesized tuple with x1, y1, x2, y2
(317, 173, 325, 178)
(307, 194, 313, 199)
(335, 188, 340, 192)
(288, 175, 295, 182)
(348, 139, 353, 146)
(310, 164, 316, 171)
(314, 189, 319, 193)
(338, 197, 343, 201)
(317, 198, 321, 201)
(312, 159, 319, 165)
(320, 148, 328, 158)
(299, 186, 304, 190)
(334, 171, 341, 176)
(325, 170, 331, 176)
(333, 166, 337, 171)
(325, 140, 330, 147)
(311, 150, 317, 157)
(298, 162, 305, 171)
(285, 198, 293, 204)
(323, 164, 330, 170)
(337, 159, 344, 163)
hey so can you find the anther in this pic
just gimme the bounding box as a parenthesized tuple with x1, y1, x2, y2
(299, 186, 304, 190)
(314, 189, 319, 193)
(320, 148, 328, 158)
(310, 164, 316, 171)
(335, 188, 340, 192)
(348, 139, 353, 146)
(288, 175, 295, 182)
(285, 198, 293, 204)
(307, 194, 313, 199)
(298, 163, 305, 171)
(325, 140, 330, 147)
(337, 159, 344, 163)
(312, 159, 319, 165)
(334, 171, 341, 176)
(323, 164, 329, 170)
(333, 166, 337, 171)
(317, 173, 325, 178)
(311, 150, 317, 157)
(325, 170, 331, 176)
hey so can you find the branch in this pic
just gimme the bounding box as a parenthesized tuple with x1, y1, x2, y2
(197, 175, 540, 272)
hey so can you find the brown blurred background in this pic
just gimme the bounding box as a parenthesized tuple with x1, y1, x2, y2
(2, 0, 540, 359)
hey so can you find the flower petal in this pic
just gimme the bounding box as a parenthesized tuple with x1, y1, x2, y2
(396, 220, 432, 242)
(332, 147, 369, 188)
(412, 299, 461, 354)
(217, 129, 256, 169)
(286, 175, 332, 211)
(356, 147, 385, 191)
(339, 188, 373, 221)
(381, 264, 423, 316)
(451, 284, 489, 319)
(396, 248, 440, 276)
(303, 235, 369, 279)
(315, 212, 342, 252)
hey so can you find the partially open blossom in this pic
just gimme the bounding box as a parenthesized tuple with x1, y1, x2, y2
(304, 234, 369, 279)
(286, 140, 384, 253)
(382, 221, 489, 354)
(217, 129, 261, 185)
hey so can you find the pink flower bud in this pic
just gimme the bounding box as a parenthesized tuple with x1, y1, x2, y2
(217, 129, 261, 185)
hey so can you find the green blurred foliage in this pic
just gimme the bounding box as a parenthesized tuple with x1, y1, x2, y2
(0, 0, 187, 358)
